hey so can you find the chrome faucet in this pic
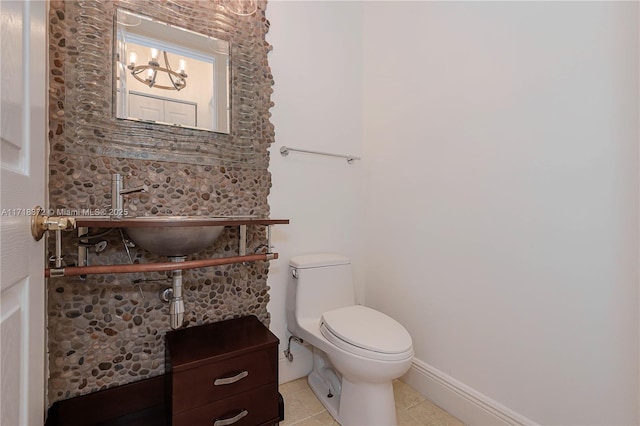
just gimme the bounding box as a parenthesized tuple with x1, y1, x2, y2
(111, 173, 148, 219)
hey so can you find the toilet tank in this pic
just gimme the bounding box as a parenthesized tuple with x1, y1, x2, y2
(286, 254, 356, 329)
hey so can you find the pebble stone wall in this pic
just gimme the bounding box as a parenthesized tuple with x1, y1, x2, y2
(47, 0, 276, 404)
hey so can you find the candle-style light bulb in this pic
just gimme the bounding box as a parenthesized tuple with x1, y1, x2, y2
(178, 59, 187, 75)
(128, 51, 137, 68)
(150, 48, 159, 64)
(146, 68, 154, 80)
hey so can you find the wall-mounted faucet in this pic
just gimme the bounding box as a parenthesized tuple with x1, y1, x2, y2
(111, 173, 148, 219)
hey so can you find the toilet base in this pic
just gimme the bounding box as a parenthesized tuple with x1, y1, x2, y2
(338, 378, 397, 426)
(306, 348, 398, 426)
(308, 370, 340, 420)
(309, 374, 398, 426)
(307, 348, 341, 420)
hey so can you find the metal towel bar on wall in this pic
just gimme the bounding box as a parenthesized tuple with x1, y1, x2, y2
(279, 146, 361, 164)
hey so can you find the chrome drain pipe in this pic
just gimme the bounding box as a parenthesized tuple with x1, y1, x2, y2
(169, 256, 186, 329)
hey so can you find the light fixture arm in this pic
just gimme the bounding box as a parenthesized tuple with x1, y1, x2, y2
(127, 51, 187, 91)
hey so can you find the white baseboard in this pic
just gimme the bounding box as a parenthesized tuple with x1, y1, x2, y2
(402, 358, 537, 426)
(279, 343, 313, 384)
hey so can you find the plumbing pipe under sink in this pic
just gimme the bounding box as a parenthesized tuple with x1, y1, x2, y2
(169, 256, 186, 329)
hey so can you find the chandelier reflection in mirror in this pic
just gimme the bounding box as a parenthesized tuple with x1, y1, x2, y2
(127, 49, 188, 91)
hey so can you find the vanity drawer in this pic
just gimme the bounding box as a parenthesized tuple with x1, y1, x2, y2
(173, 382, 279, 426)
(172, 348, 277, 413)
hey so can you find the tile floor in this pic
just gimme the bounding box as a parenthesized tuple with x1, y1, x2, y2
(278, 378, 464, 426)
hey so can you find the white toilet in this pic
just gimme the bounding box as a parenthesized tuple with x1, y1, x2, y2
(286, 254, 414, 426)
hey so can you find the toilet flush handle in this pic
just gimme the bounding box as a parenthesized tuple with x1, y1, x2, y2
(291, 268, 299, 279)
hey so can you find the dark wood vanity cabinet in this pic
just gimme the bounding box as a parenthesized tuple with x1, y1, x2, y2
(165, 315, 280, 426)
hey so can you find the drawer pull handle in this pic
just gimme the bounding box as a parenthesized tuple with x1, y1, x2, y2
(213, 409, 248, 426)
(214, 370, 249, 386)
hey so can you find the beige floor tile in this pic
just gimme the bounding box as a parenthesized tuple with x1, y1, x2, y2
(283, 377, 312, 394)
(292, 411, 339, 426)
(406, 399, 465, 426)
(295, 385, 327, 416)
(397, 406, 424, 426)
(280, 396, 314, 426)
(279, 382, 300, 401)
(393, 379, 426, 410)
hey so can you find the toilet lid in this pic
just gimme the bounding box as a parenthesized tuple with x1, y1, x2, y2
(320, 305, 412, 355)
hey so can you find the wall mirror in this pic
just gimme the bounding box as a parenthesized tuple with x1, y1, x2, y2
(114, 8, 230, 134)
(52, 0, 271, 166)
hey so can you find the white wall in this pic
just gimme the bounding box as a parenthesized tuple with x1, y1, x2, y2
(266, 1, 639, 423)
(362, 2, 639, 425)
(266, 0, 365, 381)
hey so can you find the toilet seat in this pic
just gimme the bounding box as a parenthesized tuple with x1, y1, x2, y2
(320, 305, 413, 362)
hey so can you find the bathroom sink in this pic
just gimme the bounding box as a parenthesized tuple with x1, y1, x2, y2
(71, 215, 289, 257)
(124, 219, 226, 257)
(121, 216, 245, 256)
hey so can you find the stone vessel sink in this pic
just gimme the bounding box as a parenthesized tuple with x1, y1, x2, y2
(74, 215, 289, 257)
